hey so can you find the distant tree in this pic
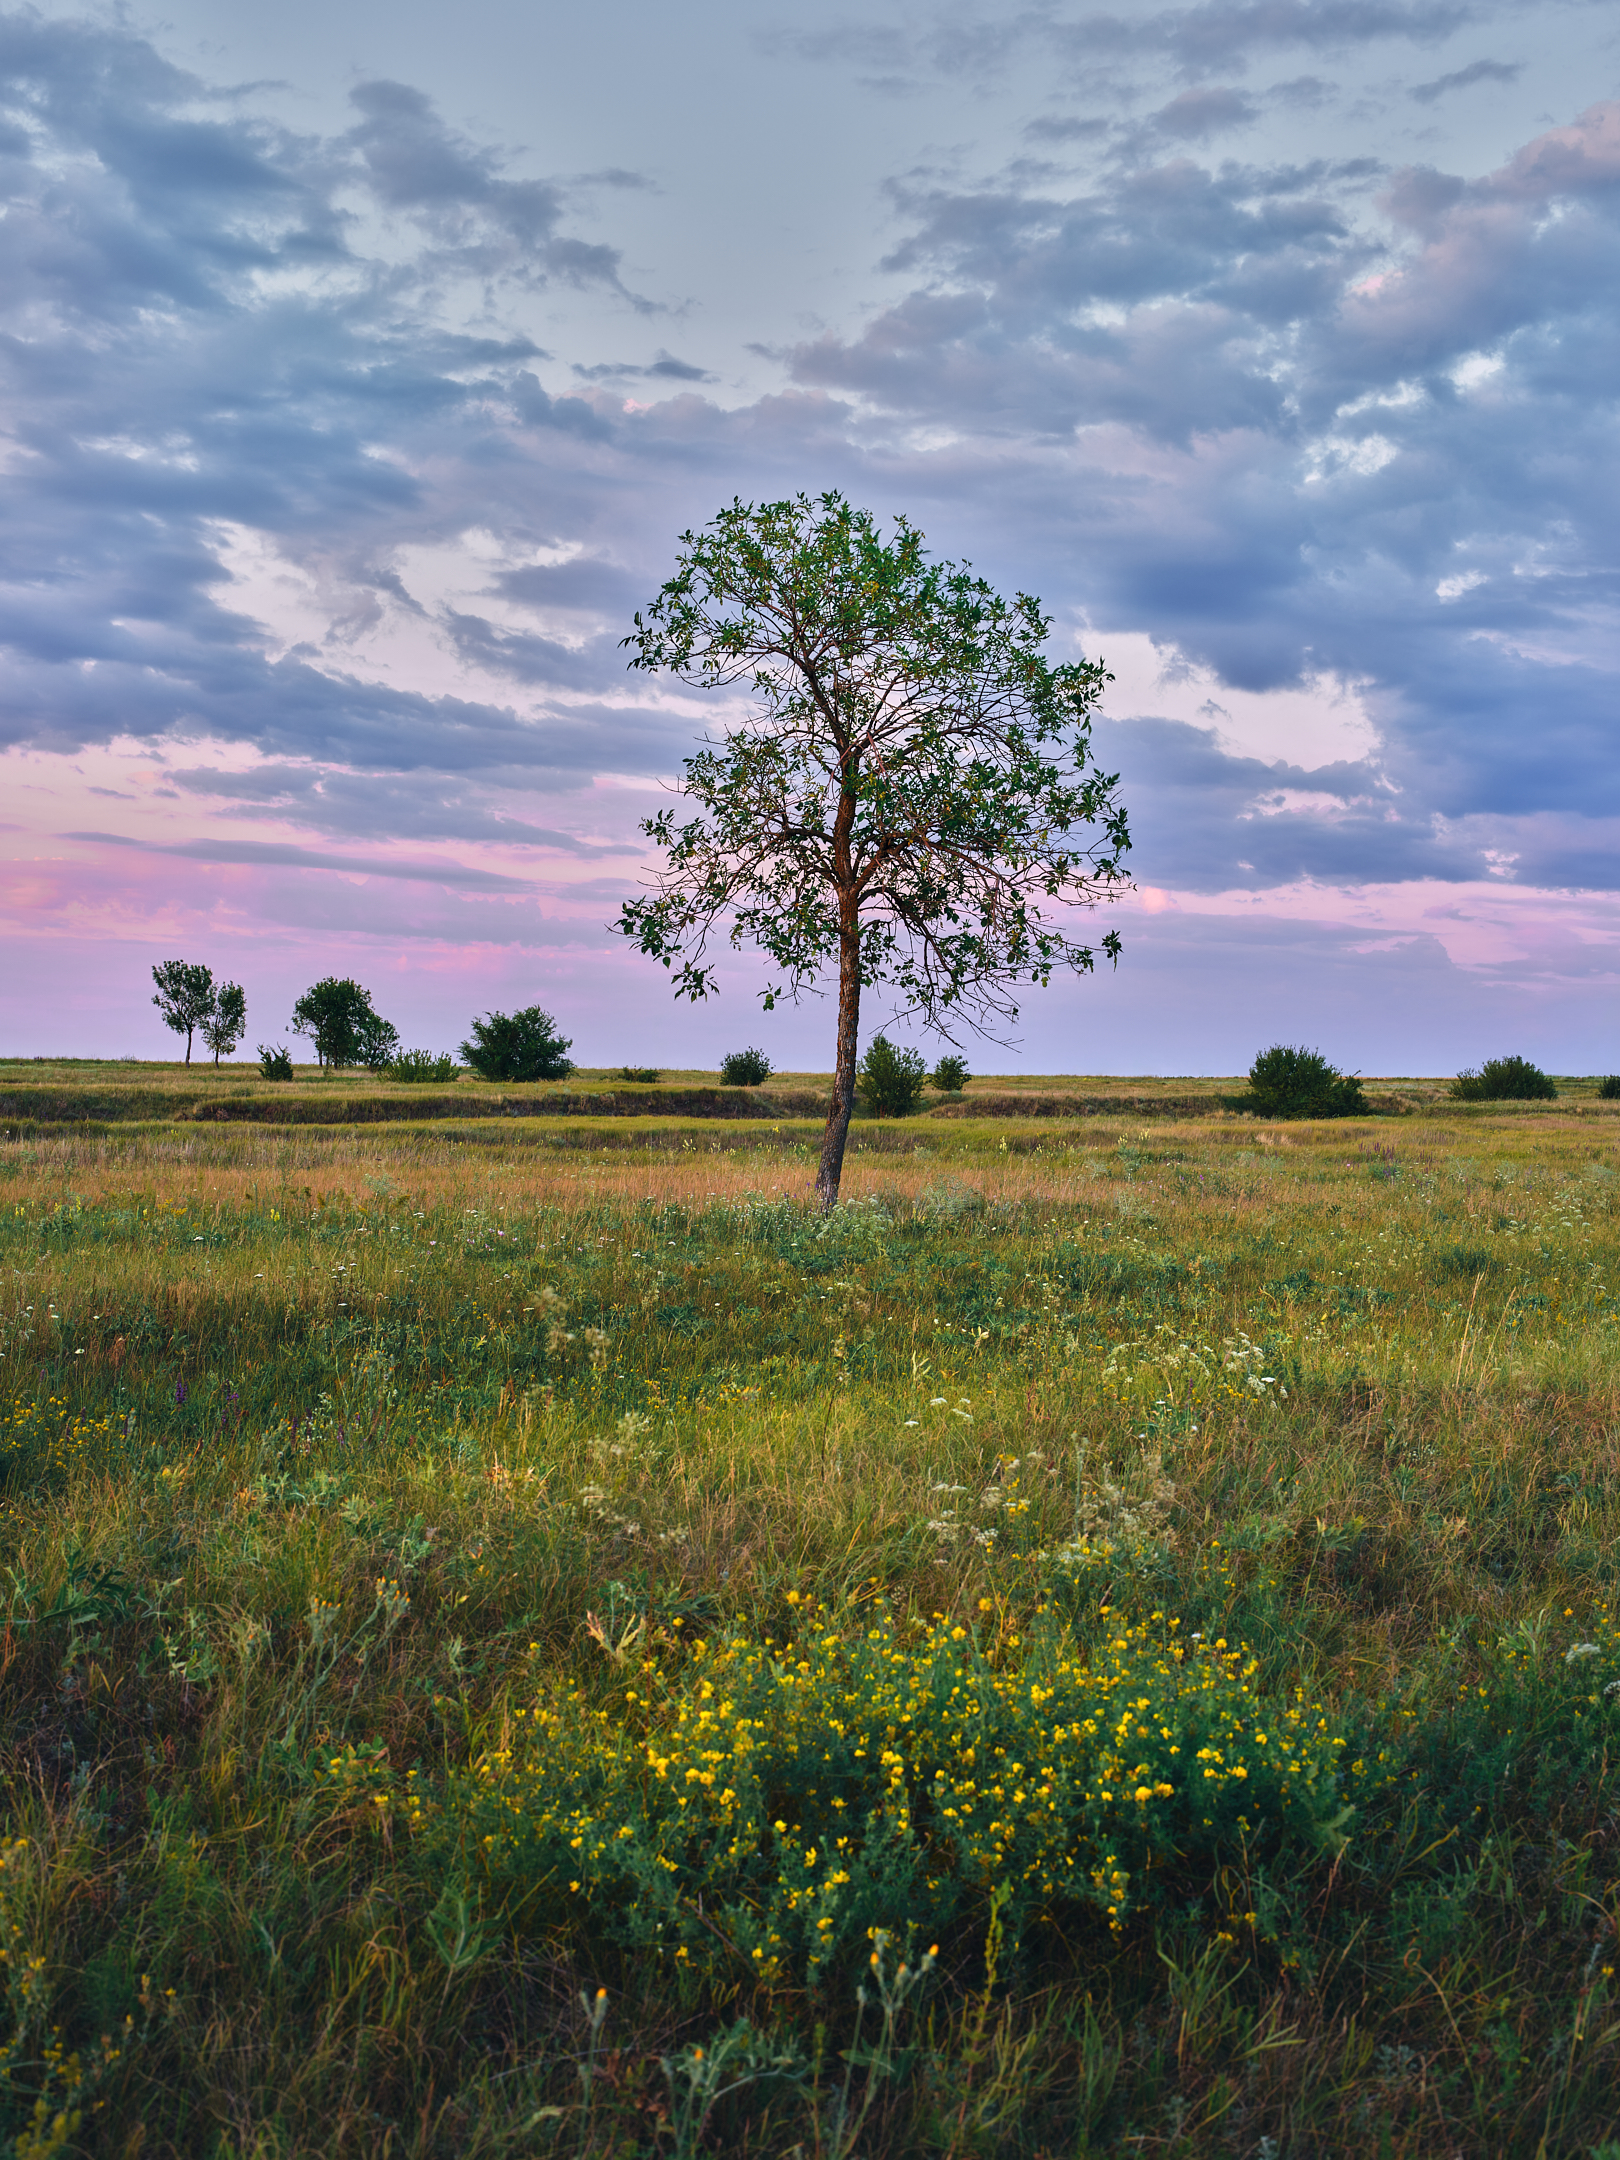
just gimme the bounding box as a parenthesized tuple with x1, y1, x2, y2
(291, 978, 399, 1070)
(1238, 1045, 1365, 1120)
(618, 493, 1130, 1207)
(931, 1053, 970, 1094)
(1452, 1056, 1556, 1102)
(258, 1045, 295, 1081)
(151, 959, 216, 1065)
(459, 1006, 574, 1082)
(858, 1034, 929, 1117)
(200, 981, 247, 1066)
(353, 1007, 401, 1071)
(720, 1047, 772, 1086)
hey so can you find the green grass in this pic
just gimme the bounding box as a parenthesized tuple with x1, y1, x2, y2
(3, 1099, 1620, 2154)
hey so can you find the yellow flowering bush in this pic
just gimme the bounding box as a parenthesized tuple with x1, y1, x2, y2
(0, 1400, 119, 1486)
(418, 1602, 1355, 1988)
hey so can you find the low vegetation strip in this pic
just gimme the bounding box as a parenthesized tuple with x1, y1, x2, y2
(0, 1081, 832, 1128)
(0, 1073, 1494, 1132)
(1, 1106, 1619, 2152)
(930, 1088, 1241, 1120)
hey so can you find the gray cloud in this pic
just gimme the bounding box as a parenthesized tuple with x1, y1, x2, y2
(1410, 57, 1522, 104)
(162, 763, 626, 851)
(2, 3, 1617, 975)
(1145, 86, 1260, 138)
(1024, 114, 1115, 144)
(1095, 717, 1461, 891)
(571, 351, 716, 382)
(759, 88, 1620, 896)
(62, 829, 541, 890)
(0, 14, 718, 807)
(1266, 74, 1337, 106)
(770, 2, 1481, 93)
(1129, 1, 1479, 71)
(342, 79, 649, 301)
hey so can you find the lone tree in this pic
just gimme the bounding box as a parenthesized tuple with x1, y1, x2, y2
(1452, 1055, 1557, 1103)
(151, 959, 217, 1065)
(618, 494, 1131, 1205)
(1237, 1044, 1365, 1120)
(291, 978, 399, 1070)
(459, 1006, 574, 1083)
(201, 981, 247, 1067)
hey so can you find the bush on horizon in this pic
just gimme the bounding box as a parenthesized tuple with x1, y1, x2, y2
(390, 1050, 460, 1084)
(1231, 1044, 1366, 1120)
(460, 1007, 574, 1083)
(1452, 1056, 1557, 1102)
(859, 1034, 929, 1117)
(290, 978, 399, 1071)
(720, 1047, 772, 1086)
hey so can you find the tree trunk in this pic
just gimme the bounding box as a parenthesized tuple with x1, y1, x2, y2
(815, 890, 861, 1209)
(184, 1028, 192, 1066)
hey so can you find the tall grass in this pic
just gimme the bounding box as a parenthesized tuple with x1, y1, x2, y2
(1, 1104, 1619, 2153)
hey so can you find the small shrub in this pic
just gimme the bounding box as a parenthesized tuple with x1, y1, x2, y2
(1452, 1056, 1557, 1102)
(1596, 1075, 1620, 1101)
(916, 1176, 983, 1219)
(931, 1053, 970, 1094)
(460, 1007, 574, 1083)
(859, 1034, 929, 1117)
(390, 1050, 459, 1084)
(619, 1067, 660, 1083)
(721, 1048, 772, 1086)
(257, 1044, 294, 1081)
(1234, 1044, 1365, 1119)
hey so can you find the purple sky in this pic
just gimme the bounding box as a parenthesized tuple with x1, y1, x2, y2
(2, 0, 1617, 1074)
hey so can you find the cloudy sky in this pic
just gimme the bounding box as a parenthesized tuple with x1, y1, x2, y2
(1, 0, 1616, 1073)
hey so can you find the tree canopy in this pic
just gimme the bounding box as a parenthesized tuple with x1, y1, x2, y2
(151, 959, 218, 1066)
(1452, 1056, 1557, 1103)
(1236, 1044, 1366, 1120)
(617, 493, 1131, 1203)
(290, 979, 399, 1070)
(201, 981, 247, 1066)
(459, 1007, 574, 1083)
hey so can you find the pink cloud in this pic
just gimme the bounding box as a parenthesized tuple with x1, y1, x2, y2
(1343, 102, 1620, 362)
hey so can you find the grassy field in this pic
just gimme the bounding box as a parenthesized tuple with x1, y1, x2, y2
(2, 1082, 1620, 2156)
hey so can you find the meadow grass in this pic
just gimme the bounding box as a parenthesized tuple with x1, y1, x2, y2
(2, 1095, 1619, 2155)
